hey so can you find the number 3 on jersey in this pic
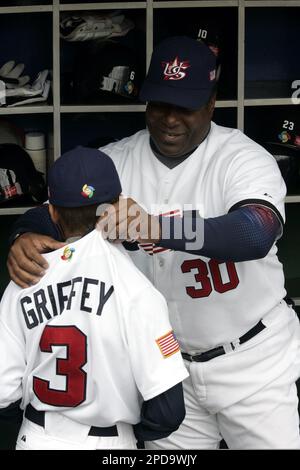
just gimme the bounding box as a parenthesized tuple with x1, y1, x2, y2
(33, 325, 87, 407)
(181, 259, 239, 298)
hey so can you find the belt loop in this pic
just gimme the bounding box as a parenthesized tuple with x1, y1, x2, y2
(223, 342, 235, 353)
(231, 339, 240, 350)
(182, 319, 266, 363)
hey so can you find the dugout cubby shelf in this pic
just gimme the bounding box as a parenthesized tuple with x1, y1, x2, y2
(0, 1, 299, 161)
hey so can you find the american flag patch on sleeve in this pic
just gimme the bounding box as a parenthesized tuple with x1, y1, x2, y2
(156, 330, 180, 358)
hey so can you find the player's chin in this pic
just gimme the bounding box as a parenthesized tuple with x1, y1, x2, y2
(153, 135, 188, 158)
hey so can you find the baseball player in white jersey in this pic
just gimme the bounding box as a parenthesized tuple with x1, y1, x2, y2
(0, 147, 188, 450)
(8, 37, 300, 449)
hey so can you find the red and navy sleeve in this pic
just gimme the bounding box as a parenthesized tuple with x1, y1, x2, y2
(158, 204, 282, 262)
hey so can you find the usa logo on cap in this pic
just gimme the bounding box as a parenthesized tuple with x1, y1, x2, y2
(162, 57, 190, 81)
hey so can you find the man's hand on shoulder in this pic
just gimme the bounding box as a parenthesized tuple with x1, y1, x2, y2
(7, 233, 66, 288)
(97, 197, 161, 244)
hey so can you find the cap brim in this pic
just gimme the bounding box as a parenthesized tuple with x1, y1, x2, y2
(139, 80, 212, 110)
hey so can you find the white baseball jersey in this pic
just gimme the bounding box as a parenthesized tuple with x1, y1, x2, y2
(0, 230, 188, 427)
(101, 121, 287, 352)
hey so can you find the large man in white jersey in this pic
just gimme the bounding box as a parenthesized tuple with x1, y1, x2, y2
(8, 37, 300, 449)
(0, 146, 188, 450)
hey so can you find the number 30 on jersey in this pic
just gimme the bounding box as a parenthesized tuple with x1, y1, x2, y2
(181, 259, 239, 298)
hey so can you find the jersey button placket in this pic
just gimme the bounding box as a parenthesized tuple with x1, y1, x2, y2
(160, 179, 171, 209)
(153, 179, 170, 284)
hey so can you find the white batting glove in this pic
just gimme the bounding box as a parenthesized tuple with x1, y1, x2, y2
(0, 60, 30, 88)
(5, 70, 49, 98)
(60, 11, 134, 42)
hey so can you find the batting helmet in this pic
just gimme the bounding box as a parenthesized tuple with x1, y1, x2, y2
(263, 117, 300, 192)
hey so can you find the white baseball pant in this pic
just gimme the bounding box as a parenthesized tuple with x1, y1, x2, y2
(16, 418, 137, 450)
(146, 303, 300, 450)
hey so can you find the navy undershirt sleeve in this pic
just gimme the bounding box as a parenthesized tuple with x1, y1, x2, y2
(9, 205, 137, 254)
(9, 205, 63, 245)
(133, 382, 185, 442)
(11, 204, 282, 263)
(158, 205, 282, 262)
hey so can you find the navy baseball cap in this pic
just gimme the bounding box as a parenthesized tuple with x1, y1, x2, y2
(140, 36, 217, 110)
(48, 146, 121, 207)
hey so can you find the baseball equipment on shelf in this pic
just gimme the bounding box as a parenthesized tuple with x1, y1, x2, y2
(60, 11, 134, 42)
(197, 24, 220, 58)
(263, 117, 300, 192)
(0, 143, 47, 205)
(1, 70, 51, 107)
(25, 131, 47, 179)
(196, 24, 221, 81)
(267, 116, 300, 149)
(70, 42, 139, 104)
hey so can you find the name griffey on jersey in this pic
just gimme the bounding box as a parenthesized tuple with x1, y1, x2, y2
(20, 277, 114, 330)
